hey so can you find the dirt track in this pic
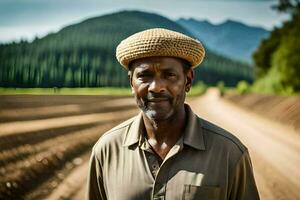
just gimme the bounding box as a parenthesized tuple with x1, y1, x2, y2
(6, 90, 299, 200)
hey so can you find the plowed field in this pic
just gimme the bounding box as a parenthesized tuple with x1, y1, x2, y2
(0, 95, 138, 199)
(1, 91, 299, 200)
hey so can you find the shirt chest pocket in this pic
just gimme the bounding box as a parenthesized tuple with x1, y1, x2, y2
(183, 185, 221, 200)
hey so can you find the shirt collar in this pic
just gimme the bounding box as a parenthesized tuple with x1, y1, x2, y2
(183, 104, 205, 150)
(122, 112, 143, 147)
(122, 104, 205, 151)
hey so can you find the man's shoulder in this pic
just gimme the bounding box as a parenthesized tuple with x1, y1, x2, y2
(93, 116, 136, 151)
(104, 116, 136, 136)
(200, 118, 247, 154)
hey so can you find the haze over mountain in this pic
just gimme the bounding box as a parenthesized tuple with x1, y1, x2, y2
(0, 10, 252, 88)
(177, 18, 269, 62)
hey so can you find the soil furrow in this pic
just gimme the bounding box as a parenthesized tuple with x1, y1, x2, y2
(0, 119, 131, 199)
(0, 98, 135, 122)
(0, 108, 138, 136)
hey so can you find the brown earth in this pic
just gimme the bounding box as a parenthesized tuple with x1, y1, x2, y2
(223, 92, 300, 131)
(1, 91, 299, 200)
(0, 95, 138, 199)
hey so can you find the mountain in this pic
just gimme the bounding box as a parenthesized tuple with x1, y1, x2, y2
(177, 18, 269, 62)
(0, 10, 253, 88)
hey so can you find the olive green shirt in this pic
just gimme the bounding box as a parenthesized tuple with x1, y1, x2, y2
(86, 105, 259, 200)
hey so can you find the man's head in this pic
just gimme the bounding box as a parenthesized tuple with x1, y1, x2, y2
(128, 56, 194, 121)
(115, 28, 205, 121)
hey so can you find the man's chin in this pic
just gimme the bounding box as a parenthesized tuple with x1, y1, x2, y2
(144, 110, 172, 121)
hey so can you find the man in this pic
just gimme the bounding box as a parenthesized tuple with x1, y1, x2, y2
(86, 28, 260, 200)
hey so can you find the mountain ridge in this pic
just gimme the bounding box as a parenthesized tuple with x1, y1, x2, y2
(177, 18, 269, 62)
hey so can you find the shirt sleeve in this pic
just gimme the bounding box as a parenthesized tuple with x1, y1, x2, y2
(85, 148, 107, 200)
(229, 150, 260, 200)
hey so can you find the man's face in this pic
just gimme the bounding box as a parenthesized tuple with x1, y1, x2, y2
(129, 56, 193, 121)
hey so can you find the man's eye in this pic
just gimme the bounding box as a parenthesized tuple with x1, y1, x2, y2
(138, 73, 151, 78)
(166, 73, 176, 77)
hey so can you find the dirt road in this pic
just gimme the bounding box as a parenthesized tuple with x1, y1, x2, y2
(189, 89, 300, 200)
(46, 89, 300, 200)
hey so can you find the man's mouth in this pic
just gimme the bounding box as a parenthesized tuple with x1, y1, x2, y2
(147, 97, 169, 102)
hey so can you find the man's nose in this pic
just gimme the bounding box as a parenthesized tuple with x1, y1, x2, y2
(148, 77, 166, 93)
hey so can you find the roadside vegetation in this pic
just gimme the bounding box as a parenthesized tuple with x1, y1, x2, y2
(188, 81, 208, 97)
(252, 0, 300, 95)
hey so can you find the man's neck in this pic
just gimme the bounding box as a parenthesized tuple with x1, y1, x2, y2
(141, 106, 187, 159)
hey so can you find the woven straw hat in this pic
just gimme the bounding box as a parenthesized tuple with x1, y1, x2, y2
(116, 28, 205, 69)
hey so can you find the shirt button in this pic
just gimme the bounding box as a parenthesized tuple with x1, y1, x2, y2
(152, 170, 158, 176)
(152, 164, 159, 170)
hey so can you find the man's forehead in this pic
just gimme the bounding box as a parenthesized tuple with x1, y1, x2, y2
(131, 56, 184, 69)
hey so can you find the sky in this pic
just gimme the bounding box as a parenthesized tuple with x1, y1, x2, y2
(0, 0, 290, 43)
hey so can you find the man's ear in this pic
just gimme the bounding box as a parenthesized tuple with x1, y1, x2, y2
(185, 69, 194, 92)
(128, 70, 135, 94)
